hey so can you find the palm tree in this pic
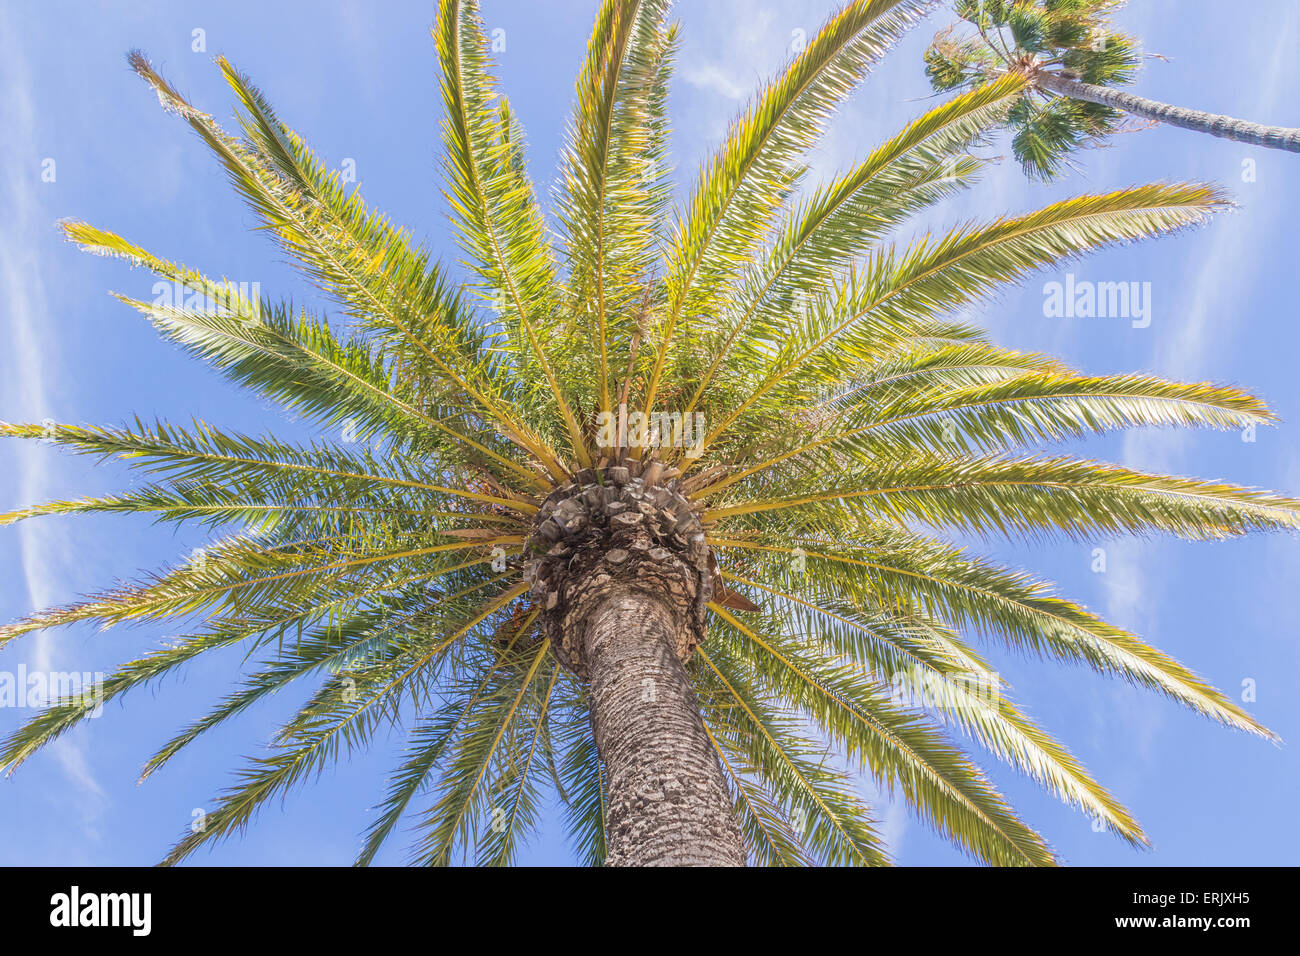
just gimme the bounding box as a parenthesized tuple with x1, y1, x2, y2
(927, 0, 1300, 179)
(2, 0, 1296, 867)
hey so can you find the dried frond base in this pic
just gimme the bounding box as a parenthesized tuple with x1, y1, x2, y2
(522, 459, 711, 678)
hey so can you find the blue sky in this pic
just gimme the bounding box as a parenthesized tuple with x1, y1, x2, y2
(2, 0, 1298, 866)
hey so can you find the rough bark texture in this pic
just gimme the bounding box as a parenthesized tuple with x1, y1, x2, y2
(582, 587, 746, 867)
(1035, 71, 1300, 153)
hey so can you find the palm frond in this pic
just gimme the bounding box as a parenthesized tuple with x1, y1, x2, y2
(435, 0, 586, 466)
(642, 0, 936, 416)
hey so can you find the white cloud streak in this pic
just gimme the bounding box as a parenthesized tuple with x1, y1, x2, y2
(1107, 7, 1300, 634)
(0, 11, 106, 810)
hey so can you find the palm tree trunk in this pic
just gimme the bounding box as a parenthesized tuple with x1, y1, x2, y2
(582, 586, 745, 866)
(1034, 71, 1300, 153)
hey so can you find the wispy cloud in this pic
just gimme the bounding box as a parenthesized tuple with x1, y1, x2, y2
(1103, 7, 1300, 657)
(1118, 5, 1300, 478)
(0, 11, 106, 811)
(677, 3, 782, 111)
(1160, 6, 1298, 380)
(682, 61, 753, 101)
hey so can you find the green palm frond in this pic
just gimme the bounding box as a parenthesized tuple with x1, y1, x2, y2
(643, 0, 936, 416)
(717, 569, 1144, 844)
(704, 718, 815, 866)
(709, 605, 1057, 865)
(410, 638, 553, 865)
(550, 697, 608, 866)
(697, 183, 1230, 454)
(157, 581, 526, 866)
(353, 608, 541, 866)
(685, 74, 1029, 419)
(59, 219, 535, 483)
(709, 453, 1300, 543)
(697, 644, 891, 866)
(435, 0, 583, 467)
(557, 0, 676, 414)
(708, 529, 1273, 738)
